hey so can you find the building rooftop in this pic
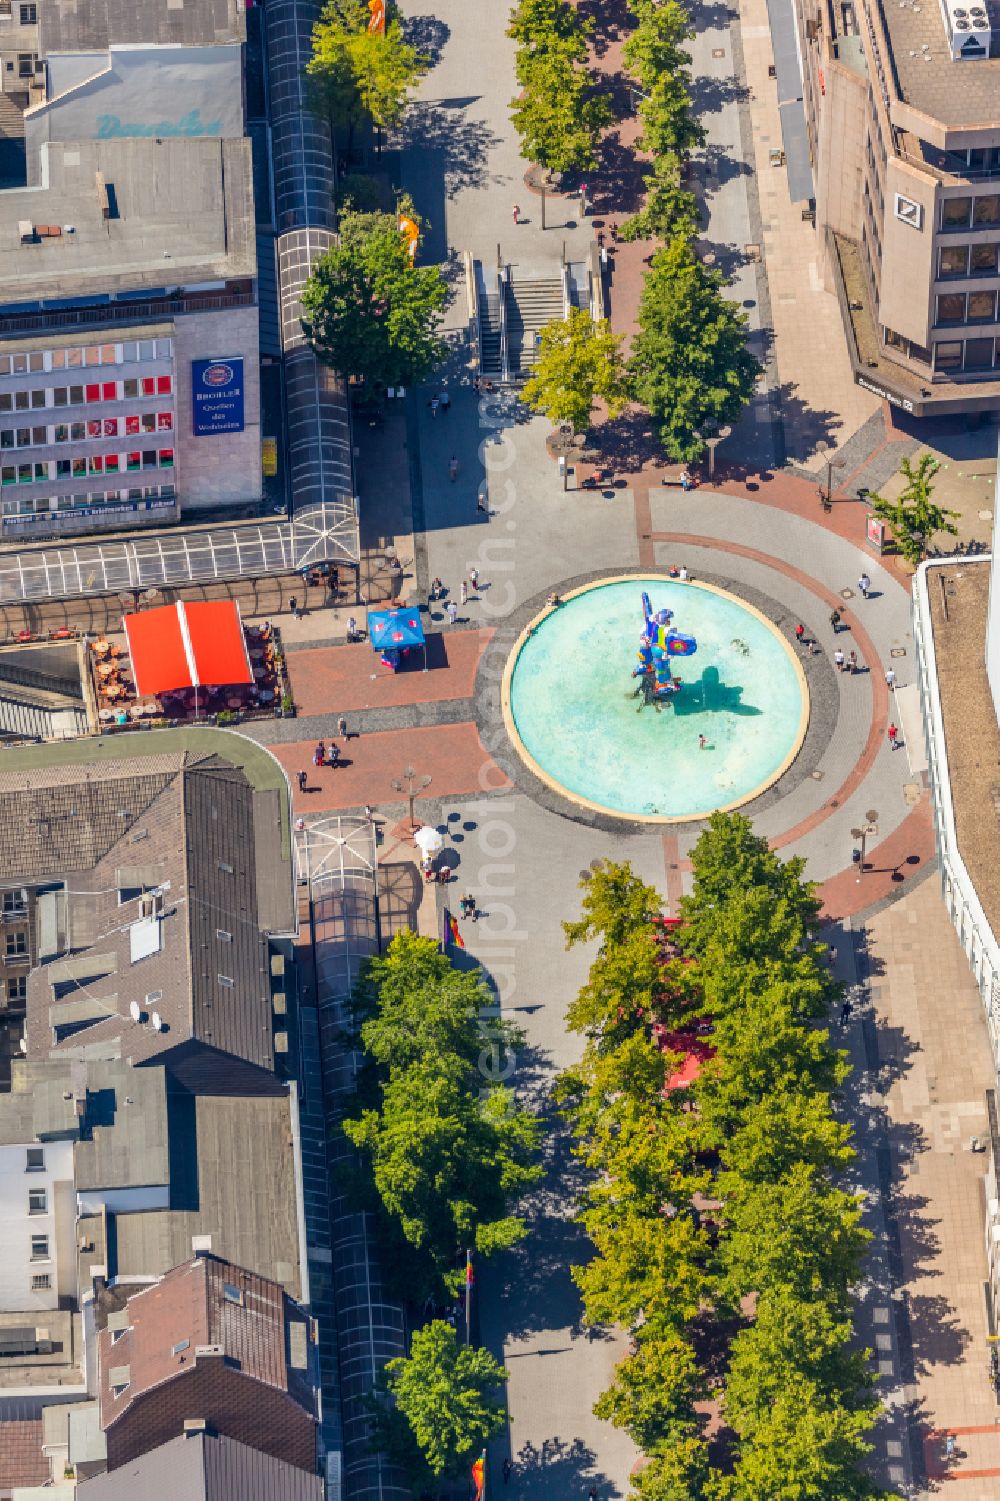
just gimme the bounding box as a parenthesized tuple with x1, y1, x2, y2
(77, 1432, 323, 1501)
(0, 1059, 170, 1192)
(111, 1092, 304, 1300)
(38, 0, 245, 53)
(0, 1414, 47, 1495)
(97, 1255, 313, 1436)
(0, 136, 254, 305)
(877, 0, 1000, 128)
(7, 751, 287, 1080)
(0, 1311, 86, 1393)
(924, 559, 1000, 945)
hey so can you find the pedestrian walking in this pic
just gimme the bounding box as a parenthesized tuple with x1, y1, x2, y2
(885, 667, 897, 690)
(679, 468, 692, 492)
(512, 203, 521, 224)
(579, 183, 588, 215)
(346, 614, 358, 642)
(313, 741, 325, 768)
(841, 999, 853, 1024)
(469, 567, 480, 591)
(364, 804, 374, 821)
(830, 607, 842, 632)
(848, 650, 858, 674)
(888, 722, 900, 750)
(698, 734, 707, 750)
(448, 456, 459, 482)
(430, 577, 443, 601)
(429, 394, 440, 418)
(460, 580, 468, 606)
(795, 623, 805, 643)
(447, 600, 458, 626)
(288, 594, 298, 619)
(439, 389, 450, 415)
(678, 564, 689, 581)
(477, 493, 488, 516)
(297, 770, 307, 792)
(337, 715, 348, 739)
(858, 572, 871, 599)
(502, 1458, 512, 1485)
(327, 743, 340, 768)
(834, 649, 845, 671)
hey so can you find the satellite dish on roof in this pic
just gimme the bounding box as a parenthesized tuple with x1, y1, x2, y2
(129, 1001, 142, 1023)
(151, 1011, 163, 1032)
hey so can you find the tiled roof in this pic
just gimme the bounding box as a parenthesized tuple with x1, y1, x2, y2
(0, 1416, 47, 1495)
(98, 1256, 311, 1434)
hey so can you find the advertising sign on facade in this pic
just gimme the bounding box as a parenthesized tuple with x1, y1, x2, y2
(192, 357, 245, 436)
(262, 437, 278, 477)
(866, 515, 886, 554)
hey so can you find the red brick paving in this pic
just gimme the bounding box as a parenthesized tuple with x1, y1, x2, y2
(285, 628, 494, 717)
(267, 723, 509, 814)
(817, 796, 934, 921)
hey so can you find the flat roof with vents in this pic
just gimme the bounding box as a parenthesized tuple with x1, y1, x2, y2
(0, 136, 254, 305)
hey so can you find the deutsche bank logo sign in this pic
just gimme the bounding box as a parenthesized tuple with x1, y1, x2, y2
(192, 357, 245, 435)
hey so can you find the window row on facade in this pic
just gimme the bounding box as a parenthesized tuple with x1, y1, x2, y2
(938, 243, 1000, 278)
(0, 376, 174, 413)
(936, 289, 1000, 325)
(940, 195, 1000, 230)
(1, 449, 175, 486)
(932, 336, 1000, 371)
(0, 339, 173, 378)
(1, 411, 174, 450)
(1, 482, 176, 520)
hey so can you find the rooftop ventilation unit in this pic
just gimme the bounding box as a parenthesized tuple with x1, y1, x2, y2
(943, 0, 991, 56)
(150, 1011, 163, 1032)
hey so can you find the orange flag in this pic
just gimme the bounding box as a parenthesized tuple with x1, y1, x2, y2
(472, 1454, 486, 1501)
(368, 0, 386, 33)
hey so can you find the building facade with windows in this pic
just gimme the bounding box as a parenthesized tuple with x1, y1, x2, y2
(0, 135, 259, 540)
(0, 1133, 74, 1312)
(794, 0, 1000, 415)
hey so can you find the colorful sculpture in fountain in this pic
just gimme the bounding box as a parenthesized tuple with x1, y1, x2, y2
(633, 590, 697, 700)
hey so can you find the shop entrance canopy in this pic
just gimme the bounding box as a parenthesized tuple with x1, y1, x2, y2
(123, 600, 253, 697)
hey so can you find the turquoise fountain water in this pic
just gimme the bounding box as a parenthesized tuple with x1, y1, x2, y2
(505, 577, 808, 821)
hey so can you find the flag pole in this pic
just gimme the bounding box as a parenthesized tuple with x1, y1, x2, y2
(465, 1247, 472, 1346)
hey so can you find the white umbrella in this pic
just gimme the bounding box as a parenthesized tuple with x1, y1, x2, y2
(413, 825, 444, 857)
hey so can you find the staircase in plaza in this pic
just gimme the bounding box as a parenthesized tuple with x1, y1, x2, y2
(503, 273, 566, 375)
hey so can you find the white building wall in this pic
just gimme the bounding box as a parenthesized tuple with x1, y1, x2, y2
(173, 304, 262, 511)
(0, 1140, 74, 1312)
(986, 452, 1000, 723)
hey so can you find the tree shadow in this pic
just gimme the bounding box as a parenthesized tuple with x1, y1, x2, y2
(592, 128, 651, 218)
(401, 99, 503, 198)
(400, 12, 450, 67)
(577, 0, 637, 55)
(689, 73, 749, 116)
(512, 1437, 619, 1501)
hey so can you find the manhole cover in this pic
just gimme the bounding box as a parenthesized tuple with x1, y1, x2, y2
(712, 46, 726, 56)
(744, 242, 761, 261)
(889, 646, 906, 658)
(840, 588, 854, 599)
(810, 769, 824, 781)
(979, 509, 993, 521)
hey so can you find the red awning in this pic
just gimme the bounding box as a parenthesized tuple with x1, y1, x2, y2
(123, 601, 253, 697)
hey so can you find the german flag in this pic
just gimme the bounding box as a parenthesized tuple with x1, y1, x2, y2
(444, 909, 465, 950)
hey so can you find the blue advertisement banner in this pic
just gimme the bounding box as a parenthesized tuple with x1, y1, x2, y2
(192, 357, 245, 436)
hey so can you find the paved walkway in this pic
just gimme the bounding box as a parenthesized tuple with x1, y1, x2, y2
(268, 2, 993, 1495)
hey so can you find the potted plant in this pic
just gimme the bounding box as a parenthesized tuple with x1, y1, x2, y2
(281, 692, 295, 718)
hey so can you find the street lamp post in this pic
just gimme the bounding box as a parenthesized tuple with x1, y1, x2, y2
(815, 440, 844, 513)
(391, 765, 432, 831)
(702, 423, 732, 481)
(850, 808, 880, 883)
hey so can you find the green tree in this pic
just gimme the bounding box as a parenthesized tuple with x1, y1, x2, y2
(521, 309, 629, 433)
(307, 1, 427, 152)
(619, 153, 699, 243)
(344, 934, 541, 1298)
(628, 235, 761, 461)
(594, 1331, 704, 1451)
(511, 48, 611, 176)
(866, 453, 959, 566)
(508, 0, 611, 176)
(380, 1321, 507, 1483)
(301, 210, 448, 392)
